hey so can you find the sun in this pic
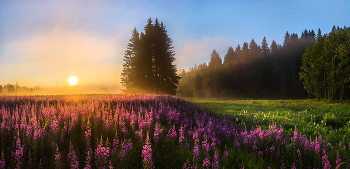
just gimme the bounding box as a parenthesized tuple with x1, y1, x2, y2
(68, 76, 78, 85)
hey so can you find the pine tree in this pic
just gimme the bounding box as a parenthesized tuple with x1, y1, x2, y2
(317, 28, 322, 39)
(249, 39, 259, 59)
(270, 40, 279, 56)
(332, 25, 336, 33)
(208, 50, 222, 97)
(223, 46, 235, 65)
(208, 49, 222, 70)
(121, 28, 140, 93)
(260, 36, 270, 57)
(155, 20, 180, 95)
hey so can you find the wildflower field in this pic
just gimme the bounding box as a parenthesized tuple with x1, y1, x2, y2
(0, 95, 349, 168)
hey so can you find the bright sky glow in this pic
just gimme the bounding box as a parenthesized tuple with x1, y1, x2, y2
(68, 76, 78, 85)
(0, 0, 349, 92)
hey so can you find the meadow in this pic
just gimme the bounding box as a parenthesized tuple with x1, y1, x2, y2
(186, 99, 350, 146)
(0, 95, 349, 168)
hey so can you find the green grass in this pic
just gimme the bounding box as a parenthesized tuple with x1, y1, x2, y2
(183, 98, 350, 145)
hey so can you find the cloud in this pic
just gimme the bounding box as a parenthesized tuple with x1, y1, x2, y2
(174, 36, 232, 70)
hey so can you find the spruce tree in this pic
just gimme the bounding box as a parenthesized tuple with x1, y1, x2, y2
(270, 40, 279, 56)
(121, 28, 140, 93)
(223, 46, 235, 65)
(208, 49, 222, 70)
(317, 28, 322, 39)
(260, 36, 270, 57)
(249, 39, 259, 59)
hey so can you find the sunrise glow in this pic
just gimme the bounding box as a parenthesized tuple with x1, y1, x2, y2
(68, 76, 78, 85)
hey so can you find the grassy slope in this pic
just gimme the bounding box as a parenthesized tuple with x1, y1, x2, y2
(183, 98, 350, 145)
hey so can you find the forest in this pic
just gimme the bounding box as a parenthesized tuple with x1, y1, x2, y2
(177, 26, 350, 100)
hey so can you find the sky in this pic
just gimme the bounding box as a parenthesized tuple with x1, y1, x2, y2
(0, 0, 349, 93)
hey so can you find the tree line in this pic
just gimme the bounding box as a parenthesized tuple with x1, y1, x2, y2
(177, 26, 348, 99)
(0, 83, 41, 94)
(300, 26, 350, 100)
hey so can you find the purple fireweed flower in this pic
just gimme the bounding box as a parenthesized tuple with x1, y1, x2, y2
(193, 143, 200, 159)
(193, 129, 199, 143)
(304, 140, 310, 151)
(315, 143, 320, 154)
(112, 137, 119, 155)
(11, 138, 23, 168)
(166, 125, 177, 142)
(95, 144, 110, 166)
(153, 122, 163, 142)
(293, 131, 298, 140)
(67, 142, 79, 169)
(291, 163, 296, 169)
(60, 128, 65, 144)
(179, 125, 185, 144)
(54, 145, 61, 169)
(296, 149, 301, 163)
(212, 149, 220, 169)
(142, 134, 155, 169)
(202, 138, 210, 154)
(84, 149, 92, 169)
(322, 153, 331, 169)
(183, 158, 192, 169)
(136, 129, 143, 139)
(85, 129, 91, 143)
(119, 139, 132, 162)
(202, 155, 210, 168)
(270, 124, 275, 130)
(84, 164, 92, 169)
(252, 140, 258, 153)
(223, 144, 228, 159)
(233, 140, 241, 148)
(211, 137, 217, 147)
(259, 131, 264, 140)
(336, 156, 341, 165)
(34, 129, 43, 140)
(270, 145, 275, 154)
(50, 119, 59, 136)
(243, 138, 248, 145)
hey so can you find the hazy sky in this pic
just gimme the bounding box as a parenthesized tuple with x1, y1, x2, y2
(0, 0, 349, 92)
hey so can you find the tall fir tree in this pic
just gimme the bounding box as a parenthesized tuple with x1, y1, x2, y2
(270, 40, 279, 56)
(209, 49, 222, 70)
(260, 36, 270, 57)
(223, 46, 235, 65)
(249, 39, 259, 59)
(121, 28, 140, 93)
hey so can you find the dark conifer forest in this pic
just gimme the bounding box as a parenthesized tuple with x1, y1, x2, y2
(177, 26, 350, 100)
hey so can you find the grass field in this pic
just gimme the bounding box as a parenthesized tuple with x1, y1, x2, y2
(186, 98, 350, 147)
